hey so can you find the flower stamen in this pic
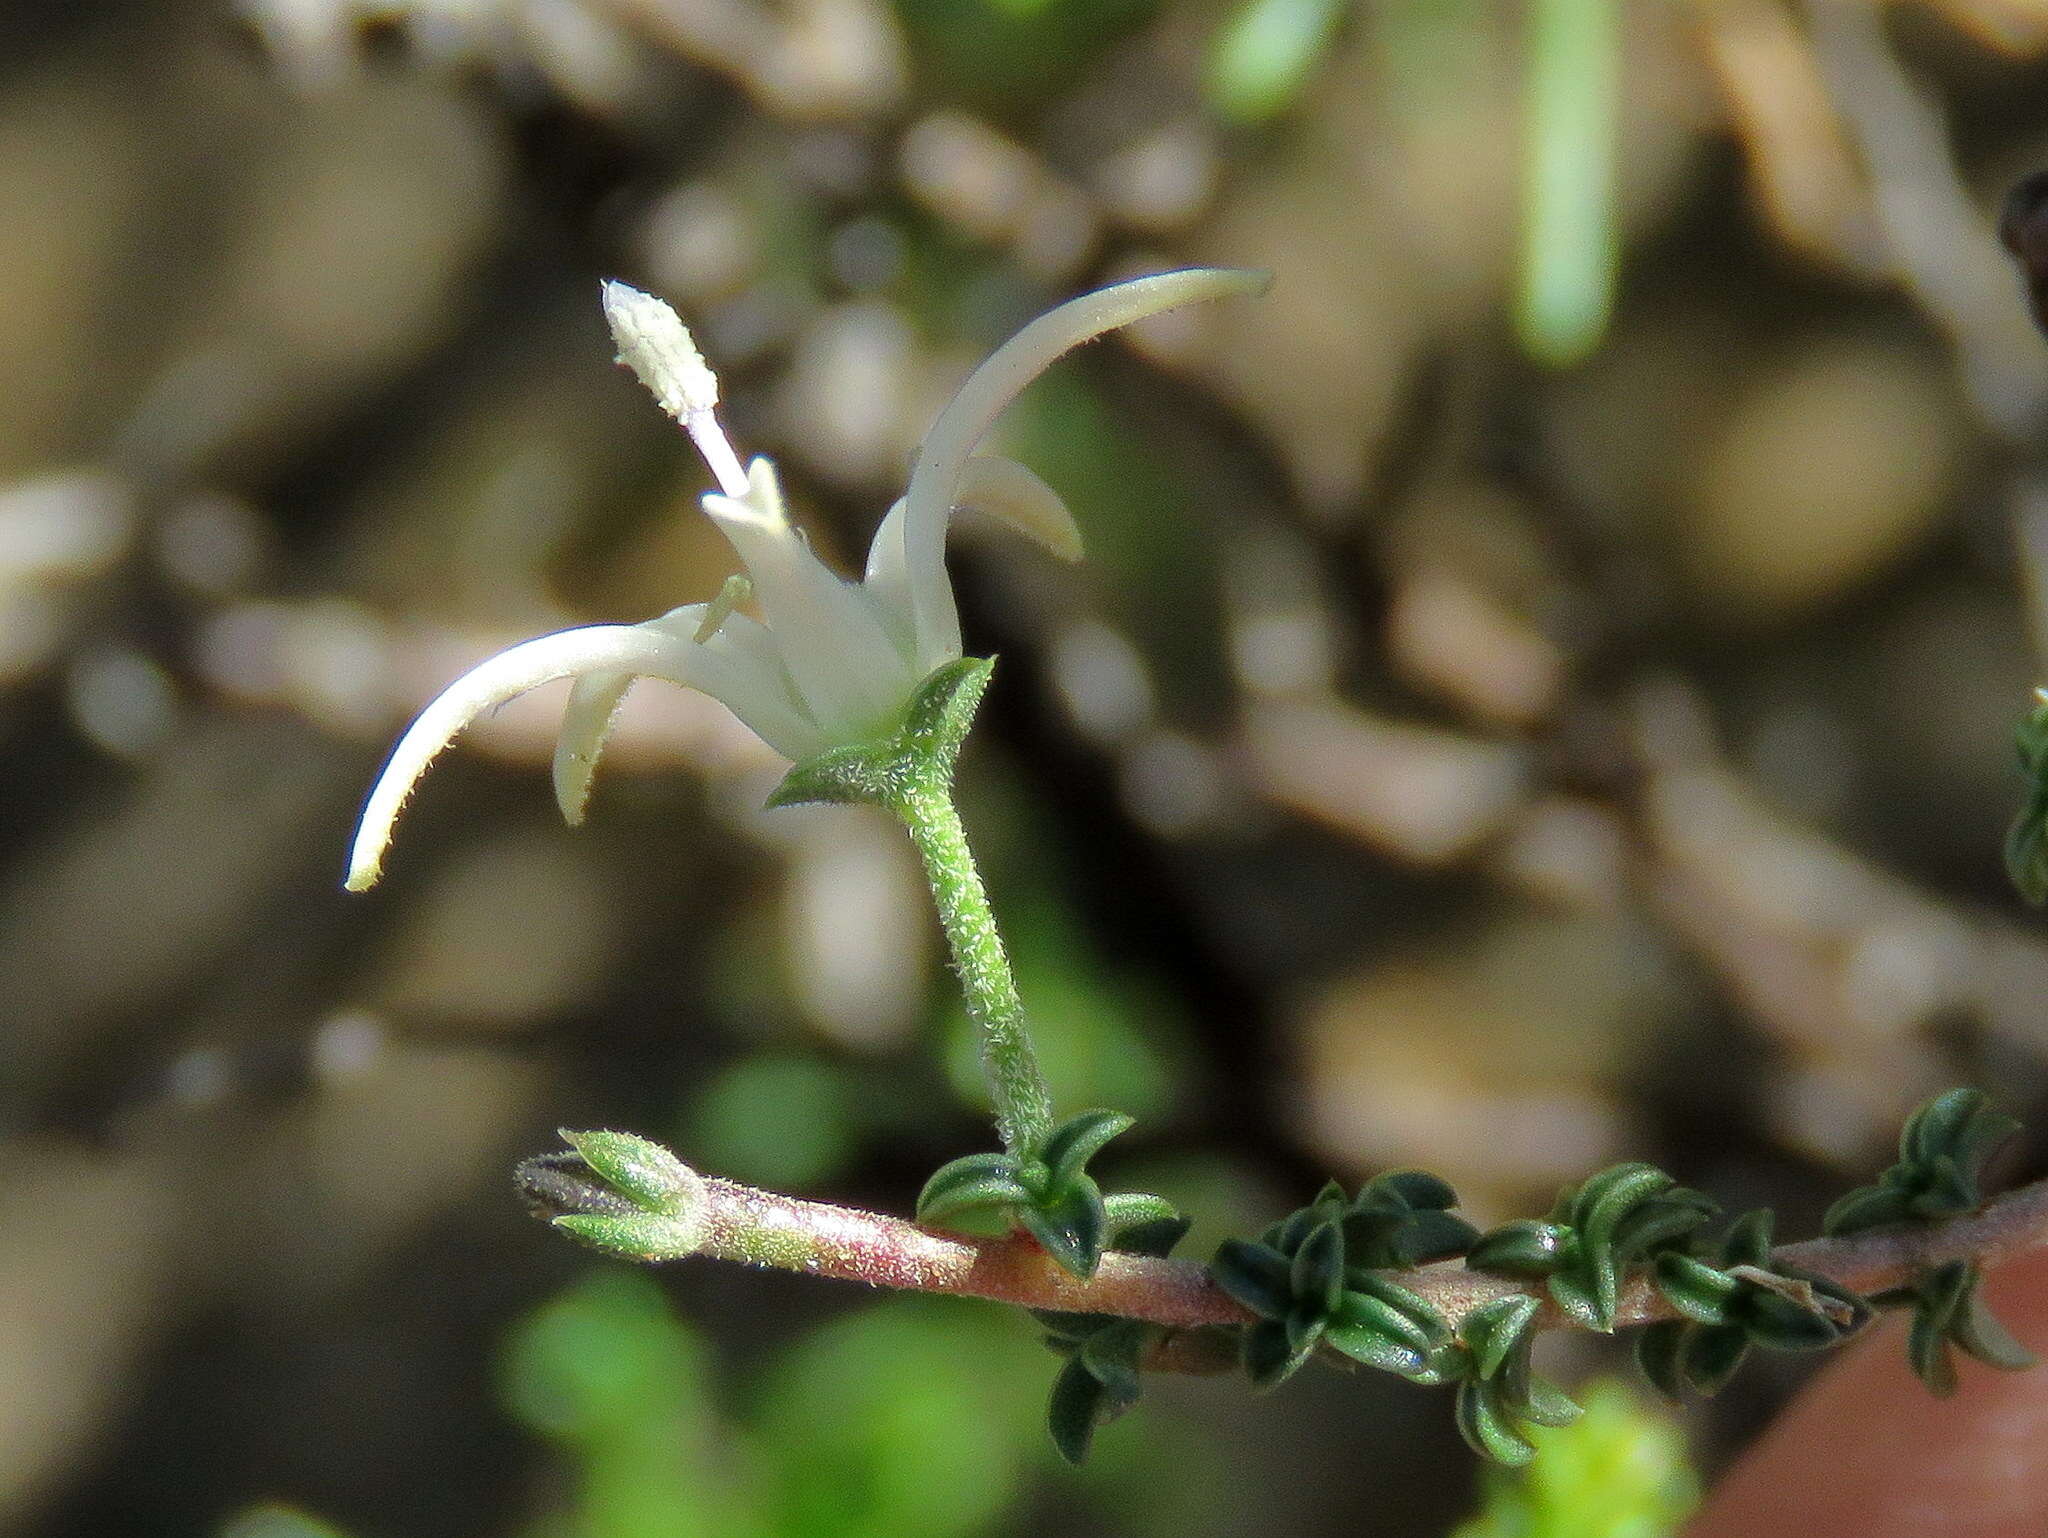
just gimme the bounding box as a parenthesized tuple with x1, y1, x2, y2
(601, 280, 750, 498)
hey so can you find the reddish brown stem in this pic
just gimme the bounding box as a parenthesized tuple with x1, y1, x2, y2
(669, 1169, 2048, 1344)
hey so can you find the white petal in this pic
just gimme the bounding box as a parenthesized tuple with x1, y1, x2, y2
(552, 605, 821, 823)
(955, 454, 1083, 562)
(900, 267, 1269, 672)
(347, 620, 816, 891)
(860, 458, 1080, 664)
(702, 458, 915, 743)
(862, 497, 917, 654)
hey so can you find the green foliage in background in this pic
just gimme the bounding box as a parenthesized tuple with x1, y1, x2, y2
(501, 1273, 1104, 1538)
(218, 1507, 357, 1538)
(1205, 0, 1348, 125)
(1450, 1381, 1698, 1538)
(1517, 0, 1620, 365)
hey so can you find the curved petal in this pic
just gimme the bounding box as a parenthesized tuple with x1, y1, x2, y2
(346, 621, 814, 891)
(861, 456, 1080, 663)
(862, 497, 916, 655)
(900, 267, 1270, 671)
(552, 605, 819, 824)
(702, 458, 916, 742)
(955, 454, 1083, 562)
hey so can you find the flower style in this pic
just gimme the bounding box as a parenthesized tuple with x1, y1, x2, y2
(345, 266, 1267, 891)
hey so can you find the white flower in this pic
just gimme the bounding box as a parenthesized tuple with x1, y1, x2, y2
(345, 267, 1266, 891)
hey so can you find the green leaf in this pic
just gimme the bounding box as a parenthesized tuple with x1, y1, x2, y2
(1327, 1327, 1425, 1384)
(1290, 1220, 1346, 1318)
(560, 1129, 705, 1216)
(1457, 1378, 1537, 1467)
(1391, 1209, 1482, 1267)
(1548, 1272, 1606, 1333)
(1211, 1239, 1295, 1320)
(1822, 1183, 1913, 1237)
(1680, 1324, 1750, 1396)
(1349, 1272, 1452, 1345)
(1333, 1288, 1436, 1359)
(1737, 1288, 1843, 1353)
(1520, 1375, 1583, 1429)
(1366, 1169, 1461, 1212)
(916, 1152, 1032, 1228)
(1017, 1176, 1108, 1278)
(1467, 1220, 1568, 1278)
(1515, 0, 1621, 366)
(1719, 1209, 1775, 1269)
(1904, 1090, 1981, 1165)
(1461, 1294, 1540, 1381)
(1203, 0, 1347, 126)
(1572, 1164, 1675, 1310)
(550, 1211, 705, 1262)
(1951, 1283, 2038, 1373)
(1634, 1320, 1690, 1400)
(1077, 1319, 1148, 1407)
(1106, 1207, 1190, 1258)
(1242, 1317, 1314, 1389)
(1284, 1300, 1329, 1356)
(1909, 1300, 1959, 1397)
(1608, 1191, 1718, 1265)
(1653, 1253, 1740, 1326)
(1046, 1356, 1109, 1464)
(1039, 1108, 1134, 1188)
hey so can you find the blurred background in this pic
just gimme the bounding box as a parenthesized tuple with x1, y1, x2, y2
(7, 0, 2048, 1534)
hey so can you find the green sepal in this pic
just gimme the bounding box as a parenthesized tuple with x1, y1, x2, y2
(559, 1129, 705, 1216)
(1654, 1252, 1741, 1325)
(550, 1211, 704, 1262)
(1040, 1108, 1134, 1189)
(767, 657, 992, 809)
(1467, 1220, 1568, 1278)
(1456, 1377, 1536, 1466)
(1211, 1239, 1295, 1320)
(1461, 1294, 1540, 1380)
(1017, 1175, 1109, 1278)
(916, 1152, 1034, 1229)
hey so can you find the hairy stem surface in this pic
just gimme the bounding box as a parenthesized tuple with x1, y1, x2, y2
(893, 777, 1054, 1155)
(623, 1166, 2048, 1358)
